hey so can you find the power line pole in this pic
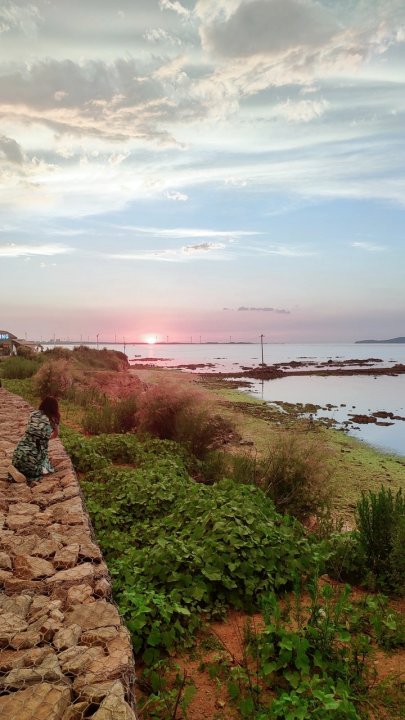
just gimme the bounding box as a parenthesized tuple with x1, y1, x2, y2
(260, 334, 265, 366)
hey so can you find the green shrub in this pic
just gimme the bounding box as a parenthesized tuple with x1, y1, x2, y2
(356, 487, 405, 593)
(82, 394, 138, 434)
(33, 359, 79, 398)
(230, 451, 258, 486)
(257, 432, 331, 520)
(72, 345, 129, 370)
(229, 584, 375, 719)
(0, 356, 41, 379)
(79, 455, 321, 660)
(136, 379, 233, 459)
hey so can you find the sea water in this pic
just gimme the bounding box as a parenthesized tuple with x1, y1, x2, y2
(52, 342, 405, 457)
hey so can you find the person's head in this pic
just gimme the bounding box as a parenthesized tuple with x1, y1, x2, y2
(39, 396, 60, 424)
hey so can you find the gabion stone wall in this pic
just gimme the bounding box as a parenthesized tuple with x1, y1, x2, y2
(0, 388, 137, 719)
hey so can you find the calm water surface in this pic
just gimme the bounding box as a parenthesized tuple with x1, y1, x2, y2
(57, 342, 405, 457)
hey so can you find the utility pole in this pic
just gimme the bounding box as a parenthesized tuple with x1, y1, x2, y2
(96, 333, 99, 350)
(123, 337, 126, 355)
(260, 334, 265, 366)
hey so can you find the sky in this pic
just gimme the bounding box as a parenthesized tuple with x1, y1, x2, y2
(0, 0, 404, 343)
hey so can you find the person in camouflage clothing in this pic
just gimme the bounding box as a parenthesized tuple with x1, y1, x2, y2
(10, 396, 60, 482)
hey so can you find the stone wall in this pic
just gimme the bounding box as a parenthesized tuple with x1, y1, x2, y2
(0, 388, 138, 719)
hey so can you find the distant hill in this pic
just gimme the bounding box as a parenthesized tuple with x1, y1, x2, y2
(356, 337, 405, 344)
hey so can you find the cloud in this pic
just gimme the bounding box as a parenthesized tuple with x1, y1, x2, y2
(275, 98, 329, 122)
(0, 135, 24, 164)
(200, 0, 337, 57)
(159, 0, 190, 19)
(258, 245, 316, 257)
(114, 225, 260, 240)
(0, 243, 73, 257)
(182, 242, 225, 252)
(237, 306, 290, 313)
(165, 190, 189, 201)
(105, 241, 227, 262)
(0, 1, 42, 37)
(352, 241, 386, 252)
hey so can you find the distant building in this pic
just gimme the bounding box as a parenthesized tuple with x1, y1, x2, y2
(0, 330, 42, 356)
(0, 330, 17, 356)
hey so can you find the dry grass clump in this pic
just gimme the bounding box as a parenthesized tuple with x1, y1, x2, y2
(136, 378, 233, 459)
(257, 432, 333, 520)
(83, 394, 139, 434)
(33, 359, 83, 399)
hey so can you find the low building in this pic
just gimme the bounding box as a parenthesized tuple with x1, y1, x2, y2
(0, 330, 17, 356)
(0, 330, 42, 356)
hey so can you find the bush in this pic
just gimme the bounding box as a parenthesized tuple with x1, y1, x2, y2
(16, 345, 36, 359)
(257, 432, 331, 520)
(136, 379, 233, 459)
(82, 394, 138, 434)
(32, 359, 79, 398)
(72, 345, 129, 370)
(78, 447, 321, 660)
(0, 356, 41, 379)
(355, 487, 405, 593)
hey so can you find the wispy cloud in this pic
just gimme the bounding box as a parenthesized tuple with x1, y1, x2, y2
(255, 245, 316, 257)
(106, 241, 227, 262)
(182, 242, 225, 253)
(351, 241, 386, 252)
(113, 226, 260, 240)
(0, 243, 73, 258)
(238, 306, 290, 314)
(165, 190, 189, 201)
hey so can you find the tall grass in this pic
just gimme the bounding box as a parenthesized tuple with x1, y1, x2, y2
(83, 395, 138, 434)
(135, 379, 233, 459)
(256, 432, 332, 520)
(32, 359, 80, 398)
(356, 487, 405, 592)
(0, 356, 41, 379)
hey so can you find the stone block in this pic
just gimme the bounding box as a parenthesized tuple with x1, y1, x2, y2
(8, 502, 40, 516)
(58, 645, 105, 675)
(65, 601, 121, 631)
(14, 554, 56, 579)
(2, 653, 65, 688)
(7, 465, 26, 484)
(0, 593, 32, 618)
(0, 646, 54, 672)
(0, 551, 12, 569)
(92, 681, 136, 720)
(81, 626, 117, 647)
(45, 563, 95, 588)
(66, 583, 94, 608)
(53, 624, 82, 651)
(54, 544, 80, 569)
(0, 681, 71, 720)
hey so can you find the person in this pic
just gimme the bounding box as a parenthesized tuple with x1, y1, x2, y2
(10, 396, 60, 483)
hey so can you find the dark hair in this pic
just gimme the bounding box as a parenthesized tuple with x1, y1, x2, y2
(39, 396, 60, 425)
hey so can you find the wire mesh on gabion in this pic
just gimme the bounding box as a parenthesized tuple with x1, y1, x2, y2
(0, 389, 138, 720)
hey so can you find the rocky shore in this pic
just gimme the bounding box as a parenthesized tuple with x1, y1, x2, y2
(0, 388, 137, 719)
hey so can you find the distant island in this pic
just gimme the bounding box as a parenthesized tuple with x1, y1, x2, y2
(356, 337, 405, 344)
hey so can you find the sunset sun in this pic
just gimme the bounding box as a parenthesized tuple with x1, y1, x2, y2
(146, 336, 157, 345)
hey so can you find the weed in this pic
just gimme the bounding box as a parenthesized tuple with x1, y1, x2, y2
(0, 356, 41, 379)
(136, 379, 233, 459)
(356, 487, 405, 592)
(82, 394, 138, 434)
(257, 432, 332, 520)
(33, 359, 80, 398)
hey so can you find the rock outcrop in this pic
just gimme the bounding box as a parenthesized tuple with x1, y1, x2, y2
(0, 388, 137, 719)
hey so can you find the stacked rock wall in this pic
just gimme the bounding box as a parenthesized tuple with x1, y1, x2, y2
(0, 388, 137, 719)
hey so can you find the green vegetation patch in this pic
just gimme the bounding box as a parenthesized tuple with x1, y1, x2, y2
(62, 429, 321, 663)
